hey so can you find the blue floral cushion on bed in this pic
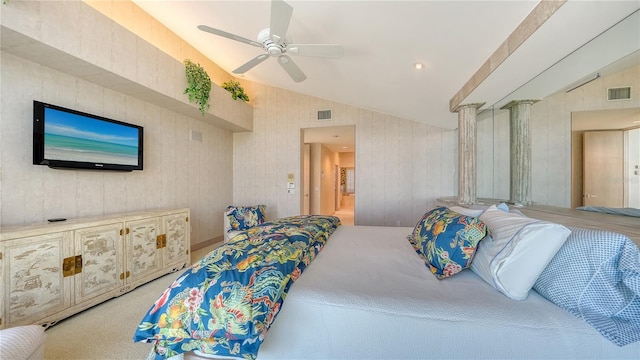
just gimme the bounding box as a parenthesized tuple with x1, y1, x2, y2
(408, 207, 487, 279)
(226, 205, 266, 231)
(533, 227, 640, 346)
(134, 215, 341, 359)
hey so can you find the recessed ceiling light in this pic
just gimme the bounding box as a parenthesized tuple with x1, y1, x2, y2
(413, 63, 424, 70)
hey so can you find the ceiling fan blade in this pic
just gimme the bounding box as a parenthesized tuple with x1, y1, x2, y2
(278, 55, 306, 82)
(269, 0, 293, 43)
(233, 54, 270, 74)
(198, 25, 262, 48)
(287, 44, 344, 58)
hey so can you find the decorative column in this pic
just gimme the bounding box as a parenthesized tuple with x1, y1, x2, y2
(501, 100, 539, 205)
(453, 103, 484, 205)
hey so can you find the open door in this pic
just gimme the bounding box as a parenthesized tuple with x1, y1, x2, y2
(335, 165, 340, 211)
(583, 130, 624, 207)
(303, 144, 310, 215)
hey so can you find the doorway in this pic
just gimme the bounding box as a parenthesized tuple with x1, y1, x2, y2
(583, 130, 624, 207)
(571, 108, 640, 209)
(300, 125, 355, 225)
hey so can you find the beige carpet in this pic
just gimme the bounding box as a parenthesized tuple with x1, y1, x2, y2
(44, 244, 219, 360)
(333, 209, 354, 225)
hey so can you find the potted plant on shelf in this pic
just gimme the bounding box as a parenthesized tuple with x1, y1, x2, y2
(222, 80, 250, 102)
(183, 59, 212, 116)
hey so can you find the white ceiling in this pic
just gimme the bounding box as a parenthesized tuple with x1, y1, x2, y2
(302, 125, 355, 153)
(133, 0, 640, 133)
(573, 108, 640, 131)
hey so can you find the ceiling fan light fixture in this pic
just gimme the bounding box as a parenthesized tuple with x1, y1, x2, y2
(198, 0, 342, 82)
(268, 47, 283, 56)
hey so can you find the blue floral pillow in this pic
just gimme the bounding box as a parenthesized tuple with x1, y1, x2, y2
(408, 207, 487, 279)
(226, 205, 266, 231)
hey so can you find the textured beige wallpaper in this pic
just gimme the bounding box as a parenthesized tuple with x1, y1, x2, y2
(0, 53, 233, 247)
(233, 84, 457, 227)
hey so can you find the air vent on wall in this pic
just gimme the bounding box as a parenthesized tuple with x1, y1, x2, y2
(317, 110, 332, 121)
(190, 130, 203, 142)
(608, 87, 631, 101)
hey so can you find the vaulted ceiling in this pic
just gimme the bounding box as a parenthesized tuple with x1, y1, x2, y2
(133, 1, 640, 130)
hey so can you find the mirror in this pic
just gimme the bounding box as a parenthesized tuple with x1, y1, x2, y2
(476, 10, 640, 211)
(572, 109, 640, 209)
(339, 167, 355, 208)
(340, 167, 355, 194)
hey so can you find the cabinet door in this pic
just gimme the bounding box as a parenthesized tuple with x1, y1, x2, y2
(2, 231, 73, 327)
(162, 213, 190, 268)
(74, 224, 123, 304)
(125, 217, 163, 284)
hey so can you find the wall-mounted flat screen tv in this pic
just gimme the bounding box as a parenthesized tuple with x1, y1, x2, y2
(33, 101, 143, 171)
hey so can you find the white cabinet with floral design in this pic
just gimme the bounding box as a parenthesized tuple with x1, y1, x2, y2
(161, 214, 190, 270)
(125, 217, 164, 287)
(1, 231, 74, 328)
(123, 213, 190, 290)
(0, 208, 190, 329)
(73, 223, 124, 305)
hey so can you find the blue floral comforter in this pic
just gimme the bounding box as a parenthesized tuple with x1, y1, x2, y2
(134, 215, 341, 360)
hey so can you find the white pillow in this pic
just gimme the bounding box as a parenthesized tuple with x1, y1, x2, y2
(470, 205, 571, 300)
(448, 206, 484, 217)
(448, 203, 511, 218)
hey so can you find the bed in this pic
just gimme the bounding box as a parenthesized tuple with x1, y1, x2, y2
(134, 208, 640, 360)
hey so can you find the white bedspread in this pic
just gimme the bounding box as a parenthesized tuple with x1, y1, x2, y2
(190, 225, 640, 360)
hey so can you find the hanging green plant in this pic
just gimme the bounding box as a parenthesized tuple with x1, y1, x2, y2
(183, 59, 212, 116)
(221, 80, 250, 102)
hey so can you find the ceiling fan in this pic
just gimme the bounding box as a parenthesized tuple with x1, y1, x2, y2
(198, 0, 343, 82)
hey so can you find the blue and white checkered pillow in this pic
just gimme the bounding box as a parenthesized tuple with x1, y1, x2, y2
(533, 227, 640, 346)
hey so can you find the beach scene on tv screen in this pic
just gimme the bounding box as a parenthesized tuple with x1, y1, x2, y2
(44, 108, 140, 166)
